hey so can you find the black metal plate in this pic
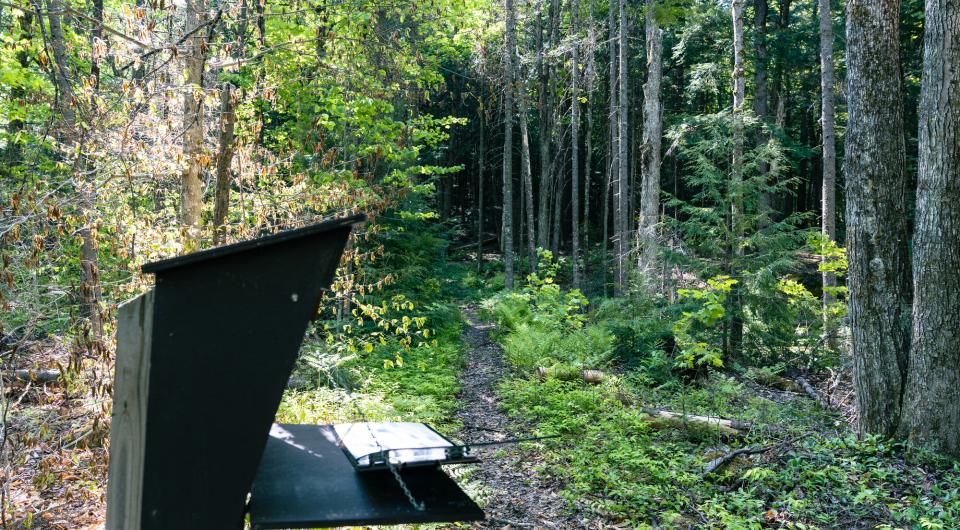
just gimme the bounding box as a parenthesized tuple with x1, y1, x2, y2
(137, 216, 361, 529)
(249, 424, 485, 529)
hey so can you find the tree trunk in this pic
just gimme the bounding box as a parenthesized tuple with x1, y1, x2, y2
(213, 83, 237, 245)
(519, 85, 538, 274)
(754, 0, 771, 217)
(570, 0, 581, 289)
(606, 0, 619, 294)
(583, 2, 596, 257)
(47, 0, 104, 351)
(897, 0, 960, 455)
(728, 0, 746, 360)
(502, 0, 517, 289)
(844, 0, 911, 437)
(181, 0, 209, 251)
(615, 0, 629, 294)
(537, 0, 553, 251)
(818, 0, 837, 339)
(478, 83, 486, 271)
(639, 0, 663, 271)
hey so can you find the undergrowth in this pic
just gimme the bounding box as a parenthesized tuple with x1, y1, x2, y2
(481, 256, 960, 530)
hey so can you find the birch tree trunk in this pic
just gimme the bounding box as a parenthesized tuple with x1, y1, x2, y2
(615, 0, 629, 294)
(818, 0, 837, 337)
(570, 0, 581, 289)
(639, 0, 663, 271)
(898, 0, 960, 455)
(181, 0, 209, 251)
(502, 0, 517, 289)
(844, 0, 912, 437)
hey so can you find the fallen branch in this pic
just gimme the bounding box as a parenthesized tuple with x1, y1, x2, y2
(5, 369, 62, 383)
(796, 376, 830, 408)
(703, 433, 810, 475)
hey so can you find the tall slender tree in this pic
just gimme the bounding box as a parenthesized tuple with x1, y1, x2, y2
(605, 0, 619, 294)
(615, 0, 629, 293)
(502, 0, 518, 288)
(728, 0, 747, 359)
(818, 0, 837, 336)
(213, 82, 237, 245)
(844, 0, 911, 437)
(180, 0, 209, 250)
(47, 0, 103, 350)
(583, 1, 597, 255)
(898, 0, 960, 455)
(570, 0, 581, 289)
(639, 0, 663, 270)
(537, 0, 554, 250)
(519, 84, 537, 274)
(477, 78, 487, 271)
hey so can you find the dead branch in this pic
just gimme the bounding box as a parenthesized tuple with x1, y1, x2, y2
(796, 376, 831, 408)
(703, 433, 810, 475)
(5, 369, 62, 383)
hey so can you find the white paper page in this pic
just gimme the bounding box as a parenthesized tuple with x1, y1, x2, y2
(333, 422, 453, 466)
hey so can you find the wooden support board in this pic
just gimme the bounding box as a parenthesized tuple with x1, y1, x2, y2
(106, 291, 154, 530)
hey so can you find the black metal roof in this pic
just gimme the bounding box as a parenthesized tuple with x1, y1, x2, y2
(142, 213, 367, 274)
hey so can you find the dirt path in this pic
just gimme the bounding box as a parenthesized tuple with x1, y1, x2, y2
(454, 307, 596, 529)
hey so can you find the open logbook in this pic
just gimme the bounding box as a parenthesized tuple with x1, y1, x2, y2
(332, 422, 478, 471)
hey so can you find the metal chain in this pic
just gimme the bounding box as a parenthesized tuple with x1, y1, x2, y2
(334, 369, 426, 512)
(386, 455, 426, 511)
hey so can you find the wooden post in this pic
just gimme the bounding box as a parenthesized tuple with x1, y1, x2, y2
(106, 291, 154, 530)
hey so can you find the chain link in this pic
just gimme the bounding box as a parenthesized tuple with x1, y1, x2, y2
(320, 365, 429, 512)
(386, 455, 426, 511)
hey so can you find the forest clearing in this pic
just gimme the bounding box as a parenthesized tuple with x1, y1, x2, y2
(1, 0, 959, 527)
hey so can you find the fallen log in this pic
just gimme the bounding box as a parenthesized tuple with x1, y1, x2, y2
(796, 376, 830, 408)
(5, 369, 62, 383)
(640, 407, 753, 433)
(535, 366, 605, 384)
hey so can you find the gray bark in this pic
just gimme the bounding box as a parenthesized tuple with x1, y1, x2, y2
(639, 0, 663, 270)
(537, 0, 554, 250)
(519, 84, 537, 274)
(503, 0, 517, 288)
(818, 0, 837, 333)
(478, 82, 486, 270)
(615, 0, 629, 294)
(844, 0, 912, 437)
(754, 0, 771, 217)
(898, 0, 960, 455)
(729, 0, 746, 359)
(607, 0, 619, 293)
(583, 2, 596, 254)
(570, 0, 581, 289)
(181, 0, 208, 250)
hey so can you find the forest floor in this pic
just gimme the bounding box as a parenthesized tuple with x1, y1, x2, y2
(454, 307, 599, 529)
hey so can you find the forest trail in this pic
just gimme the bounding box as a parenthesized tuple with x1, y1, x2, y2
(455, 307, 597, 529)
